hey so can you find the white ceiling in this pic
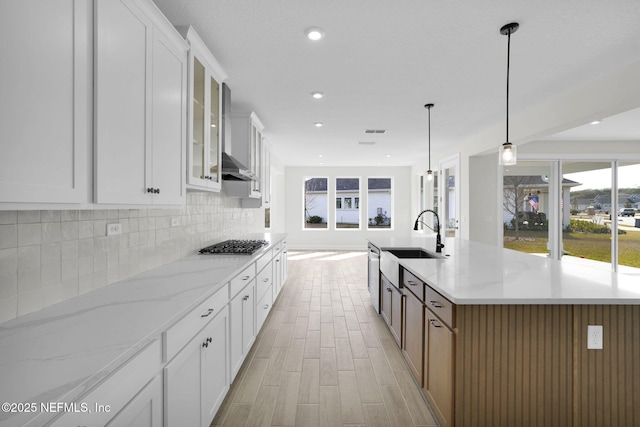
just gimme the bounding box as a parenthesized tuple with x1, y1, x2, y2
(152, 0, 640, 167)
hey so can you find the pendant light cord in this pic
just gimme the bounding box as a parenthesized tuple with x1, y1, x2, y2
(428, 106, 431, 170)
(506, 28, 512, 144)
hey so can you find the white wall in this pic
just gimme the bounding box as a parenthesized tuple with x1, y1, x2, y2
(284, 166, 412, 250)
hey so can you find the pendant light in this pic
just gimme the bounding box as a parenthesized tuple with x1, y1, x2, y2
(499, 22, 519, 166)
(424, 103, 434, 181)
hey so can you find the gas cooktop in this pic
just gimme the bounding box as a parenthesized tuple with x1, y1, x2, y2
(199, 239, 268, 255)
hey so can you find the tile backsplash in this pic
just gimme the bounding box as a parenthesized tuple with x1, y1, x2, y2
(0, 192, 263, 323)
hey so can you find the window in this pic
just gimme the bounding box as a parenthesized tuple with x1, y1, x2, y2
(368, 178, 392, 229)
(617, 161, 640, 271)
(502, 162, 553, 256)
(354, 197, 359, 209)
(502, 159, 640, 273)
(336, 178, 360, 229)
(562, 161, 612, 267)
(336, 198, 342, 209)
(304, 177, 328, 229)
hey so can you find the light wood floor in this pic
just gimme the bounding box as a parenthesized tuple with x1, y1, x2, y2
(211, 250, 439, 427)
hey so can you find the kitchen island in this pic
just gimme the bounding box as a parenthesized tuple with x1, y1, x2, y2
(369, 236, 640, 427)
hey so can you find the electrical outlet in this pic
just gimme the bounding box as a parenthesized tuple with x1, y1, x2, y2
(587, 325, 603, 350)
(171, 217, 180, 227)
(106, 223, 122, 236)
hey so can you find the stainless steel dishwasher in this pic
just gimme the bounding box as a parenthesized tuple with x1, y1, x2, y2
(367, 243, 380, 313)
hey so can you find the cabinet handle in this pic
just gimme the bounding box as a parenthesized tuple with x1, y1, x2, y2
(242, 295, 250, 301)
(242, 275, 250, 281)
(263, 278, 269, 282)
(264, 304, 269, 309)
(429, 301, 443, 309)
(201, 308, 214, 317)
(406, 280, 417, 286)
(154, 188, 160, 194)
(202, 341, 209, 348)
(429, 319, 442, 328)
(207, 337, 212, 343)
(146, 188, 154, 193)
(387, 288, 392, 292)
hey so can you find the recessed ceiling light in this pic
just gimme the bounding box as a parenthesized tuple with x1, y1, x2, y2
(305, 27, 325, 41)
(311, 91, 324, 99)
(386, 154, 391, 158)
(590, 120, 602, 125)
(318, 154, 323, 157)
(211, 124, 216, 128)
(314, 122, 323, 127)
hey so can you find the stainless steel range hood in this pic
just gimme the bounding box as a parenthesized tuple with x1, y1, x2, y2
(221, 83, 254, 181)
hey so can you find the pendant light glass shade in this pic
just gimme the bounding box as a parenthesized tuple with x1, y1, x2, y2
(499, 22, 519, 166)
(426, 170, 434, 181)
(499, 142, 517, 165)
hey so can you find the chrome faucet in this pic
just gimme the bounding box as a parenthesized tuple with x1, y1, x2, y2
(413, 209, 444, 253)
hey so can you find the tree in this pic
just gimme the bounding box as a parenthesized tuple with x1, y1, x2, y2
(503, 175, 539, 240)
(304, 178, 325, 223)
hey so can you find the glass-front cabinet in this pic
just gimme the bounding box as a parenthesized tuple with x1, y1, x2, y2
(185, 27, 227, 192)
(249, 120, 263, 197)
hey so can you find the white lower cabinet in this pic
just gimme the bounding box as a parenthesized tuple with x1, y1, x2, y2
(256, 284, 273, 332)
(106, 374, 163, 427)
(49, 339, 163, 427)
(256, 261, 273, 303)
(164, 306, 229, 427)
(229, 280, 256, 381)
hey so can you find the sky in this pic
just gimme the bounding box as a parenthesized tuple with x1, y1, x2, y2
(564, 163, 640, 192)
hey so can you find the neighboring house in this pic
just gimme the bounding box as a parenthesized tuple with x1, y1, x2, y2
(335, 178, 360, 225)
(571, 197, 593, 212)
(367, 178, 392, 226)
(304, 178, 328, 222)
(503, 176, 581, 229)
(592, 194, 639, 212)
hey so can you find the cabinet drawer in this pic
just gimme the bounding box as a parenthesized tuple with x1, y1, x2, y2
(256, 261, 272, 301)
(256, 248, 272, 273)
(256, 285, 273, 331)
(425, 286, 454, 328)
(230, 263, 256, 299)
(164, 284, 229, 361)
(49, 338, 162, 427)
(272, 241, 282, 254)
(403, 269, 424, 301)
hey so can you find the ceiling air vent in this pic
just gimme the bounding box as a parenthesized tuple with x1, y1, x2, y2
(358, 141, 376, 145)
(364, 129, 386, 134)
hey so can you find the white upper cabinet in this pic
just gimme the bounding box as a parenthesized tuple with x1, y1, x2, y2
(184, 27, 228, 192)
(225, 112, 264, 200)
(94, 0, 187, 206)
(0, 0, 91, 204)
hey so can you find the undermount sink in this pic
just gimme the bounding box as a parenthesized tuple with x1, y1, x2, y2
(387, 248, 443, 259)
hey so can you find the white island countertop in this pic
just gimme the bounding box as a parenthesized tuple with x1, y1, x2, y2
(369, 236, 640, 305)
(0, 233, 286, 427)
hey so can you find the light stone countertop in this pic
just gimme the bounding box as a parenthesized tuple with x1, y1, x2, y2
(369, 236, 640, 305)
(0, 233, 286, 427)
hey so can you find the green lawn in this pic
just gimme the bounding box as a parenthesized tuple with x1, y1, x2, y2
(504, 229, 640, 268)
